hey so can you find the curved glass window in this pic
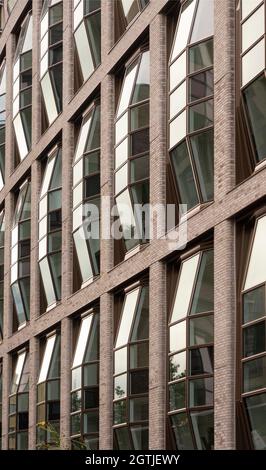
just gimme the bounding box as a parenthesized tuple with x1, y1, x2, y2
(71, 310, 99, 450)
(118, 0, 149, 28)
(169, 0, 214, 213)
(39, 146, 62, 310)
(8, 349, 29, 450)
(114, 50, 150, 254)
(73, 0, 101, 85)
(113, 284, 149, 450)
(240, 0, 266, 164)
(73, 102, 100, 288)
(0, 210, 4, 341)
(13, 13, 32, 161)
(0, 60, 6, 190)
(11, 181, 31, 330)
(242, 215, 266, 449)
(168, 249, 214, 450)
(36, 332, 61, 449)
(40, 0, 63, 126)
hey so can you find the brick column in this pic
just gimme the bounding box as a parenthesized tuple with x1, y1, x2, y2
(61, 0, 74, 300)
(214, 0, 235, 199)
(60, 317, 71, 449)
(214, 220, 236, 449)
(1, 352, 11, 448)
(149, 262, 167, 449)
(99, 0, 115, 450)
(31, 0, 42, 146)
(99, 293, 113, 449)
(214, 0, 236, 450)
(28, 336, 39, 449)
(149, 14, 167, 450)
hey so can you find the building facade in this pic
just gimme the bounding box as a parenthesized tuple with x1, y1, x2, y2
(0, 0, 265, 450)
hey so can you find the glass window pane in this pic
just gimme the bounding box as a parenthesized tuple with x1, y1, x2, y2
(84, 313, 99, 362)
(243, 356, 266, 392)
(190, 410, 214, 450)
(243, 286, 265, 324)
(130, 103, 149, 131)
(115, 427, 132, 450)
(47, 379, 60, 400)
(189, 39, 213, 73)
(169, 321, 187, 353)
(131, 51, 150, 104)
(86, 11, 101, 69)
(189, 377, 213, 406)
(242, 5, 265, 52)
(130, 154, 149, 183)
(130, 369, 148, 395)
(72, 367, 82, 390)
(245, 393, 266, 450)
(189, 99, 213, 132)
(170, 52, 186, 91)
(169, 381, 186, 411)
(171, 254, 200, 323)
(49, 3, 63, 25)
(113, 399, 126, 425)
(171, 0, 197, 60)
(48, 335, 60, 379)
(242, 0, 263, 19)
(131, 425, 148, 450)
(121, 0, 139, 25)
(131, 128, 149, 156)
(129, 397, 148, 422)
(190, 250, 214, 314)
(115, 163, 128, 195)
(244, 216, 266, 291)
(169, 110, 186, 149)
(84, 363, 98, 387)
(38, 334, 56, 383)
(84, 388, 99, 409)
(242, 39, 265, 87)
(114, 373, 127, 399)
(243, 75, 266, 162)
(73, 315, 92, 368)
(130, 343, 149, 369)
(189, 315, 214, 346)
(170, 351, 187, 381)
(171, 413, 194, 450)
(244, 322, 266, 357)
(49, 252, 61, 300)
(39, 257, 55, 306)
(74, 23, 94, 81)
(130, 286, 149, 341)
(189, 70, 213, 103)
(116, 112, 128, 145)
(84, 151, 100, 176)
(71, 390, 82, 412)
(41, 74, 58, 124)
(190, 347, 214, 375)
(48, 190, 61, 211)
(190, 129, 214, 202)
(117, 62, 138, 118)
(115, 138, 128, 169)
(170, 81, 186, 120)
(115, 347, 127, 375)
(116, 288, 140, 348)
(71, 413, 81, 435)
(190, 0, 214, 44)
(171, 141, 199, 211)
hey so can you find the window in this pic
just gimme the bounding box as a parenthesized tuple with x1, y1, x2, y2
(168, 250, 214, 450)
(8, 350, 29, 450)
(13, 13, 32, 161)
(7, 0, 17, 14)
(40, 0, 63, 126)
(169, 0, 214, 213)
(0, 60, 6, 190)
(73, 102, 100, 288)
(36, 333, 60, 449)
(74, 0, 101, 86)
(239, 0, 266, 165)
(116, 0, 149, 36)
(39, 147, 62, 310)
(0, 210, 4, 341)
(71, 310, 99, 450)
(11, 181, 31, 330)
(242, 215, 266, 449)
(114, 50, 150, 254)
(113, 284, 149, 450)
